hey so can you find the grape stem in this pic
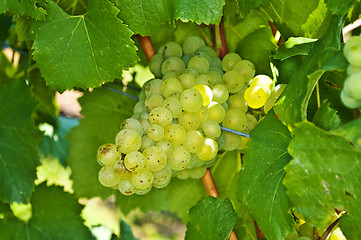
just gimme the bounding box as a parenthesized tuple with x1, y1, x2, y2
(219, 20, 229, 59)
(320, 217, 340, 240)
(137, 35, 155, 61)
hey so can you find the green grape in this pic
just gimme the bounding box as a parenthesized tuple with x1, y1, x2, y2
(113, 159, 132, 180)
(341, 89, 361, 108)
(121, 118, 144, 136)
(188, 153, 203, 168)
(183, 36, 206, 55)
(343, 36, 361, 67)
(115, 129, 142, 154)
(143, 146, 167, 172)
(179, 88, 203, 112)
(138, 89, 146, 101)
(330, 228, 346, 240)
(208, 70, 223, 85)
(140, 118, 151, 132)
(163, 41, 183, 58)
(133, 100, 145, 114)
(156, 140, 174, 158)
(249, 75, 273, 95)
(145, 94, 164, 111)
(228, 94, 248, 113)
(131, 113, 140, 120)
(118, 178, 137, 195)
(197, 138, 218, 161)
(182, 53, 194, 66)
(207, 101, 226, 123)
(140, 135, 155, 151)
(212, 84, 229, 104)
(194, 50, 213, 65)
(222, 70, 245, 93)
(161, 57, 186, 75)
(222, 131, 242, 151)
(97, 143, 121, 166)
(197, 73, 215, 87)
(196, 106, 210, 123)
(347, 64, 361, 75)
(210, 66, 224, 75)
(298, 223, 314, 239)
(162, 96, 182, 118)
(176, 169, 192, 179)
(243, 113, 257, 134)
(130, 168, 154, 190)
(144, 79, 163, 97)
(183, 130, 205, 153)
(222, 52, 242, 71)
(216, 132, 225, 150)
(149, 107, 173, 127)
(149, 53, 164, 77)
(223, 107, 247, 132)
(139, 111, 149, 120)
(152, 164, 172, 188)
(162, 70, 181, 79)
(211, 56, 222, 67)
(183, 67, 200, 77)
(187, 56, 210, 74)
(232, 60, 255, 82)
(344, 71, 361, 100)
(196, 45, 217, 57)
(179, 72, 197, 89)
(201, 119, 221, 139)
(135, 186, 152, 195)
(178, 111, 200, 131)
(124, 151, 146, 172)
(98, 165, 120, 187)
(164, 123, 187, 145)
(284, 232, 299, 240)
(244, 85, 270, 109)
(237, 136, 249, 152)
(147, 124, 165, 141)
(192, 84, 213, 106)
(190, 167, 207, 179)
(161, 77, 183, 98)
(168, 145, 191, 170)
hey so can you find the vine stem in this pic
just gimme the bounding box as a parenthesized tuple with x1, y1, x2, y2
(137, 35, 155, 61)
(320, 217, 340, 240)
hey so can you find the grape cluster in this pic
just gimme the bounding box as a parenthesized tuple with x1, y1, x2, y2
(342, 36, 361, 108)
(96, 36, 280, 196)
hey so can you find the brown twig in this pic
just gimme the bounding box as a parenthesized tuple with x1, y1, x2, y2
(254, 221, 265, 239)
(137, 35, 155, 61)
(320, 217, 340, 240)
(219, 20, 229, 59)
(268, 21, 284, 46)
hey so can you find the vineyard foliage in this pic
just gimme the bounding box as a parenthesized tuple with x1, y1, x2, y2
(0, 0, 361, 239)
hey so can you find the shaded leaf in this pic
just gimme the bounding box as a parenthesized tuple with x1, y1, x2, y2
(0, 0, 46, 20)
(312, 100, 342, 131)
(185, 197, 237, 240)
(54, 0, 88, 15)
(238, 0, 270, 18)
(0, 184, 93, 240)
(31, 0, 139, 92)
(238, 111, 295, 240)
(332, 117, 361, 149)
(0, 80, 41, 203)
(324, 0, 358, 15)
(284, 122, 361, 238)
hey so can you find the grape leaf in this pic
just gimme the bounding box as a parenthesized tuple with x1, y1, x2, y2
(238, 111, 295, 240)
(0, 15, 12, 42)
(332, 117, 361, 150)
(238, 0, 270, 18)
(30, 0, 139, 92)
(211, 151, 257, 240)
(283, 122, 361, 238)
(173, 0, 226, 25)
(312, 100, 342, 131)
(67, 86, 135, 199)
(0, 0, 46, 20)
(114, 0, 172, 36)
(54, 0, 88, 15)
(0, 184, 93, 240)
(273, 16, 346, 128)
(0, 80, 41, 203)
(272, 37, 316, 61)
(185, 197, 237, 240)
(324, 0, 358, 15)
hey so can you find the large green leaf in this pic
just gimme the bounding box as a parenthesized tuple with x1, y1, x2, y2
(324, 0, 358, 15)
(238, 0, 270, 18)
(31, 0, 139, 92)
(273, 16, 346, 127)
(0, 80, 41, 203)
(114, 0, 172, 36)
(238, 111, 295, 240)
(67, 86, 135, 199)
(0, 0, 46, 20)
(0, 184, 93, 240)
(331, 117, 361, 149)
(284, 122, 361, 238)
(185, 197, 237, 240)
(173, 0, 226, 24)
